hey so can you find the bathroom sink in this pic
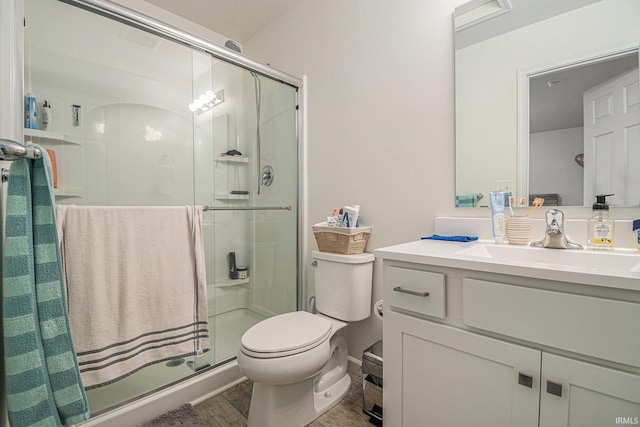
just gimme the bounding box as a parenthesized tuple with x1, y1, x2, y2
(456, 244, 640, 273)
(375, 217, 640, 291)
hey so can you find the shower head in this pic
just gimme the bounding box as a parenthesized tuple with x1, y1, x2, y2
(224, 40, 242, 53)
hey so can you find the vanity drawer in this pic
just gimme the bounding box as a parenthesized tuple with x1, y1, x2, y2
(385, 266, 445, 319)
(463, 278, 640, 367)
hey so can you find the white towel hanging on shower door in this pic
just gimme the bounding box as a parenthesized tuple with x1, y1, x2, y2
(56, 205, 210, 389)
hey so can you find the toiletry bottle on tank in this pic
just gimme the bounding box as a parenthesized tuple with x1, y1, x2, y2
(587, 194, 614, 250)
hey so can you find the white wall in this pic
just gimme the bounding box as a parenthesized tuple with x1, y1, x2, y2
(244, 0, 462, 359)
(529, 127, 584, 206)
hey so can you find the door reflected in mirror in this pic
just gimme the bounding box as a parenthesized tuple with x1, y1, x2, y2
(527, 51, 639, 208)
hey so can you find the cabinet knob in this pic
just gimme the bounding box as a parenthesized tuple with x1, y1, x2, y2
(546, 380, 563, 397)
(393, 286, 429, 297)
(518, 372, 534, 388)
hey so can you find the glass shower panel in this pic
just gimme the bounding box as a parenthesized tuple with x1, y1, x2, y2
(24, 0, 201, 414)
(193, 57, 299, 366)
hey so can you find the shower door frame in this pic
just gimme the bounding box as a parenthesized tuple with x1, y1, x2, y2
(61, 0, 302, 87)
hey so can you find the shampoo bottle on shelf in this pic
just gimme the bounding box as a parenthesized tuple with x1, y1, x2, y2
(228, 251, 238, 279)
(25, 92, 37, 129)
(42, 100, 52, 130)
(587, 194, 614, 250)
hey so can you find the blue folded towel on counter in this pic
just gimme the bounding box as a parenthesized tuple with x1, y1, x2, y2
(421, 234, 478, 242)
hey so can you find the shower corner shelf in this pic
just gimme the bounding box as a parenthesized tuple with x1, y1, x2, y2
(214, 155, 248, 163)
(54, 187, 83, 198)
(215, 193, 250, 201)
(24, 128, 80, 145)
(215, 277, 250, 288)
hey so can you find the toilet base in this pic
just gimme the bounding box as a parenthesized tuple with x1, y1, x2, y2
(246, 334, 350, 427)
(247, 370, 350, 427)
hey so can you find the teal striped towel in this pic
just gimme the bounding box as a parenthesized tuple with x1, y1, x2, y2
(3, 144, 89, 426)
(455, 193, 478, 207)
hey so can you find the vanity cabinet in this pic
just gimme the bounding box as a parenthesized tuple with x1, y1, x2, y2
(381, 262, 640, 427)
(386, 309, 541, 426)
(539, 353, 640, 427)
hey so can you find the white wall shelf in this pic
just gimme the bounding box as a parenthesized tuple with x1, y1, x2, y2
(215, 193, 250, 201)
(54, 187, 83, 198)
(214, 155, 248, 163)
(214, 278, 250, 288)
(24, 128, 84, 198)
(24, 128, 81, 145)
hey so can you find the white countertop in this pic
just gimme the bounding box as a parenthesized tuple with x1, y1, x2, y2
(375, 239, 640, 291)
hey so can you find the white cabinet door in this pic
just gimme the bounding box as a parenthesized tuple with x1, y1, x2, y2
(385, 310, 541, 427)
(540, 353, 640, 427)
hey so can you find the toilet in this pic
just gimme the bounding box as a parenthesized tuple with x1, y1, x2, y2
(237, 250, 374, 427)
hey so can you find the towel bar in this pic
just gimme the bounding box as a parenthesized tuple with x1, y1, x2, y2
(204, 206, 292, 211)
(0, 137, 43, 160)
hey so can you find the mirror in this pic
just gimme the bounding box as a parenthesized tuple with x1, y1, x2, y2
(455, 0, 640, 207)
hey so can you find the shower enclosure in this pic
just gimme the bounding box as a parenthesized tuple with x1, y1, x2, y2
(2, 0, 302, 419)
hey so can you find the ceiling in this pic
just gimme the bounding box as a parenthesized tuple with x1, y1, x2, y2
(144, 0, 302, 43)
(529, 52, 638, 134)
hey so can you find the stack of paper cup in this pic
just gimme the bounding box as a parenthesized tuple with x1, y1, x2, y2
(506, 216, 531, 245)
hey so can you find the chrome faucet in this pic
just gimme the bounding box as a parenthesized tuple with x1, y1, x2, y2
(531, 209, 583, 249)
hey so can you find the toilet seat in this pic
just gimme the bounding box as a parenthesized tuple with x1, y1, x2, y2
(241, 311, 332, 358)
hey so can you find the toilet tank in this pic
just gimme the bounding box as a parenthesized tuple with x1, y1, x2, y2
(312, 250, 374, 322)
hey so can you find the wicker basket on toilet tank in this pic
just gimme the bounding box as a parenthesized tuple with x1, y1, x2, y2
(312, 222, 372, 255)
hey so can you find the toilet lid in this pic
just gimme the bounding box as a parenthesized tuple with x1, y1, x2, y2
(241, 311, 332, 356)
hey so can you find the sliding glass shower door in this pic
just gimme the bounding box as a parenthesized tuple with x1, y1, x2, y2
(21, 0, 300, 416)
(193, 55, 299, 366)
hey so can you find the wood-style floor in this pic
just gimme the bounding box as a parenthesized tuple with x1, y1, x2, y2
(193, 371, 377, 427)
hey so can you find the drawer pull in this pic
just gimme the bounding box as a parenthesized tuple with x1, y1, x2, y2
(393, 286, 429, 297)
(518, 372, 534, 388)
(546, 380, 563, 397)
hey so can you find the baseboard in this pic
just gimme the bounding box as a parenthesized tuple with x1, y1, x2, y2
(189, 375, 247, 406)
(348, 355, 362, 374)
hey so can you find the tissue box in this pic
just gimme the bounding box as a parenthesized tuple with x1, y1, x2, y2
(312, 222, 372, 254)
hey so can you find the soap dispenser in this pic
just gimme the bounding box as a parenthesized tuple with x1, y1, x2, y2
(587, 194, 614, 250)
